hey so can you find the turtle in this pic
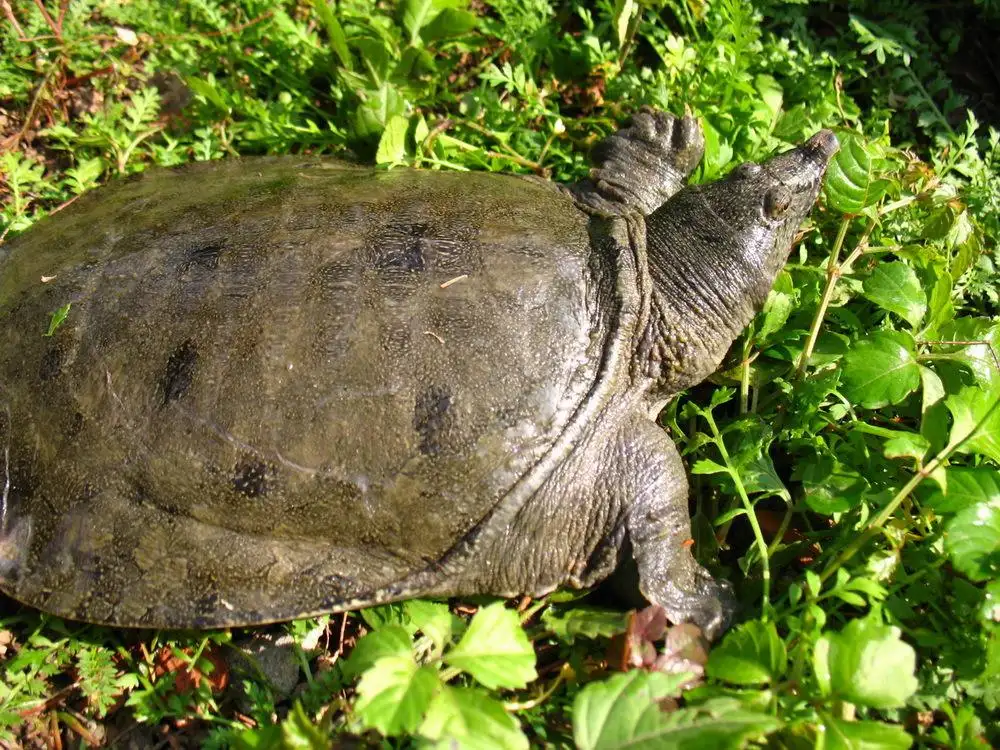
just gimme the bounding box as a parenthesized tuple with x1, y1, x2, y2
(0, 110, 837, 638)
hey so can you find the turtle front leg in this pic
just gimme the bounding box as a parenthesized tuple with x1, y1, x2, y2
(620, 416, 734, 639)
(574, 108, 704, 216)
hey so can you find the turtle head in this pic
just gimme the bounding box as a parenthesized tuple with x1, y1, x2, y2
(702, 129, 840, 291)
(640, 131, 839, 394)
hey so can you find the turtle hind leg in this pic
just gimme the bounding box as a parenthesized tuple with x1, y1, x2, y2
(574, 108, 705, 216)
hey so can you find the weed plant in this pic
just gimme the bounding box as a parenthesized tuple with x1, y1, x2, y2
(1, 0, 999, 747)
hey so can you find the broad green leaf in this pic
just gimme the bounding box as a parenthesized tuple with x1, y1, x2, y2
(934, 319, 1000, 389)
(405, 600, 457, 651)
(882, 431, 929, 461)
(945, 499, 1000, 581)
(919, 364, 949, 451)
(311, 0, 353, 71)
(927, 468, 1000, 513)
(444, 602, 536, 689)
(354, 655, 441, 736)
(573, 674, 780, 749)
(352, 84, 405, 141)
(376, 114, 409, 165)
(945, 384, 1000, 464)
(823, 132, 889, 214)
(402, 0, 434, 44)
(841, 330, 920, 408)
(419, 686, 528, 750)
(421, 8, 478, 41)
(799, 457, 869, 514)
(862, 261, 926, 328)
(541, 606, 628, 644)
(821, 715, 913, 750)
(921, 269, 954, 339)
(706, 620, 787, 685)
(343, 625, 412, 677)
(813, 619, 917, 708)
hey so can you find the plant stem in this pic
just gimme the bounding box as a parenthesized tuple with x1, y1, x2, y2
(796, 216, 850, 377)
(819, 394, 1000, 583)
(702, 409, 772, 618)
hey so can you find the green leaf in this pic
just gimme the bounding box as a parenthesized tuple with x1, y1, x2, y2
(813, 619, 917, 708)
(343, 625, 412, 677)
(882, 431, 930, 461)
(934, 319, 1000, 389)
(946, 383, 1000, 464)
(707, 620, 787, 686)
(927, 468, 1000, 513)
(945, 498, 1000, 581)
(842, 330, 920, 408)
(419, 686, 528, 750)
(613, 0, 638, 49)
(823, 132, 889, 214)
(281, 702, 331, 749)
(862, 261, 926, 328)
(354, 655, 441, 736)
(573, 673, 780, 749)
(405, 600, 457, 652)
(421, 9, 478, 41)
(821, 715, 914, 750)
(311, 0, 353, 71)
(444, 602, 536, 689)
(376, 114, 409, 165)
(800, 457, 869, 514)
(44, 303, 72, 337)
(541, 606, 628, 644)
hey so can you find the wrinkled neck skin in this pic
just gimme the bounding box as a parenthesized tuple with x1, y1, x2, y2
(637, 189, 781, 398)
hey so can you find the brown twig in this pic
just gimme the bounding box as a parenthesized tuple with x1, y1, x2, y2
(31, 0, 61, 39)
(1, 0, 25, 39)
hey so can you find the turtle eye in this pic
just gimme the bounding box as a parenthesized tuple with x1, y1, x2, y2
(764, 186, 792, 218)
(735, 163, 762, 179)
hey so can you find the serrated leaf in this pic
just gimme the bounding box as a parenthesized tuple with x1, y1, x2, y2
(813, 619, 917, 708)
(945, 499, 1000, 581)
(405, 600, 457, 651)
(823, 132, 889, 214)
(706, 621, 787, 686)
(541, 606, 628, 644)
(419, 686, 528, 750)
(343, 625, 412, 677)
(444, 602, 536, 689)
(354, 655, 441, 736)
(822, 715, 914, 750)
(842, 330, 920, 408)
(927, 468, 1000, 513)
(573, 673, 780, 749)
(281, 702, 331, 749)
(946, 384, 1000, 464)
(862, 261, 926, 328)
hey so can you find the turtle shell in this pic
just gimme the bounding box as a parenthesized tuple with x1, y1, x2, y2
(0, 158, 627, 627)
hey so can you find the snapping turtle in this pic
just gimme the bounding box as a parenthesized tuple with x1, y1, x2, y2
(0, 111, 837, 637)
